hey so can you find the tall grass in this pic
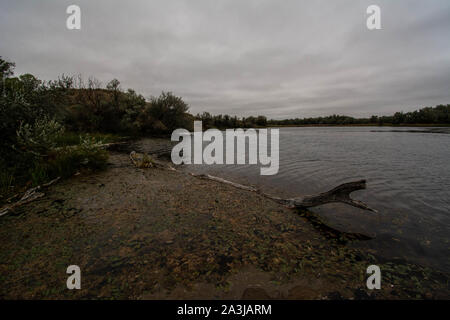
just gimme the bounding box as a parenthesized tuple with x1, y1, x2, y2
(0, 168, 15, 198)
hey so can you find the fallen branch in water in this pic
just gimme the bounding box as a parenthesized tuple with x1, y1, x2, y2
(0, 177, 60, 217)
(191, 173, 377, 213)
(191, 173, 377, 241)
(129, 151, 376, 240)
(268, 180, 377, 213)
(128, 151, 376, 212)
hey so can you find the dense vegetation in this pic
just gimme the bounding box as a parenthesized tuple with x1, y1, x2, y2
(195, 112, 268, 129)
(196, 105, 450, 129)
(267, 106, 450, 126)
(0, 56, 193, 199)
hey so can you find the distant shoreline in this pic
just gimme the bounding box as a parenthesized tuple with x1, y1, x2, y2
(266, 123, 450, 128)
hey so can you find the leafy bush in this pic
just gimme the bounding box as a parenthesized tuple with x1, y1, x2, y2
(30, 135, 109, 186)
(16, 116, 65, 157)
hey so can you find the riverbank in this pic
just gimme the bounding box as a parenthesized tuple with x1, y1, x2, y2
(0, 138, 448, 299)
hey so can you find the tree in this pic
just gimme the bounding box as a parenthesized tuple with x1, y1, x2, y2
(107, 79, 121, 108)
(0, 56, 16, 98)
(256, 115, 267, 126)
(392, 112, 405, 124)
(0, 56, 15, 78)
(148, 92, 190, 132)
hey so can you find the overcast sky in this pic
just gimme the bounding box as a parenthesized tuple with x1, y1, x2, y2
(1, 0, 449, 118)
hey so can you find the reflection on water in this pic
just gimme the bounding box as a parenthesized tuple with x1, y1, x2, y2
(179, 126, 450, 272)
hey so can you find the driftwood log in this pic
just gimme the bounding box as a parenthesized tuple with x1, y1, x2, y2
(128, 151, 376, 213)
(191, 173, 377, 213)
(131, 150, 377, 241)
(190, 173, 377, 241)
(271, 180, 377, 212)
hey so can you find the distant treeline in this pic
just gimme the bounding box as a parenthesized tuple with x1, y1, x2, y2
(268, 106, 450, 126)
(194, 112, 269, 129)
(196, 105, 450, 129)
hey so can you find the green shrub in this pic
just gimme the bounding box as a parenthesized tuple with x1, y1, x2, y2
(13, 116, 109, 186)
(16, 115, 65, 157)
(28, 135, 109, 186)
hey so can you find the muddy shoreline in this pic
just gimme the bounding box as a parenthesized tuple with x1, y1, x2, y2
(0, 138, 448, 299)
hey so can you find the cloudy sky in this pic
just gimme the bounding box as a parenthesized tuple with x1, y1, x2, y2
(1, 0, 449, 118)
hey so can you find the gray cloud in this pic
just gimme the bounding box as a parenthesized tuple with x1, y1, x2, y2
(1, 0, 449, 118)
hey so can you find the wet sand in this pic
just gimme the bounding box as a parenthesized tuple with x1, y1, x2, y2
(0, 139, 448, 299)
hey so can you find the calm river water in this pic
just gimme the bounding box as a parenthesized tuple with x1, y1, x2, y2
(183, 127, 450, 272)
